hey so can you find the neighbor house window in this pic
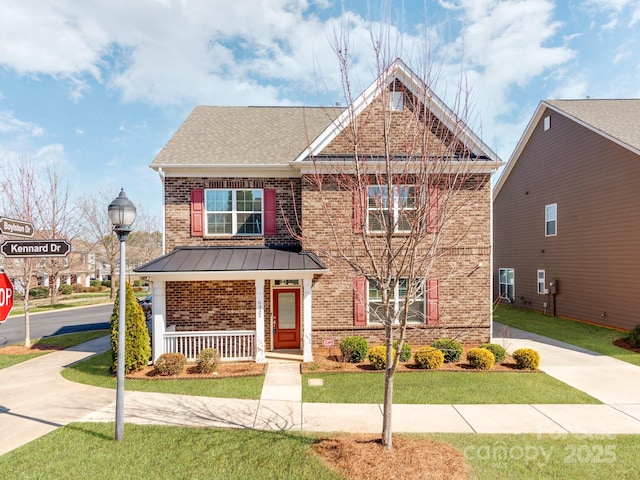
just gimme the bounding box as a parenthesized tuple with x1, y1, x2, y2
(205, 189, 263, 235)
(368, 278, 425, 324)
(367, 186, 417, 233)
(499, 268, 515, 302)
(545, 203, 557, 236)
(537, 270, 546, 294)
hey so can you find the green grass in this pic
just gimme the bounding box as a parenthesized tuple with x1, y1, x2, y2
(302, 370, 600, 404)
(0, 423, 342, 480)
(494, 305, 640, 367)
(0, 330, 109, 370)
(61, 351, 264, 399)
(1, 423, 638, 480)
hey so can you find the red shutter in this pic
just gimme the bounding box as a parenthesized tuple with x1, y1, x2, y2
(353, 277, 367, 326)
(426, 278, 440, 325)
(263, 189, 277, 236)
(190, 189, 204, 237)
(427, 186, 440, 233)
(353, 189, 366, 233)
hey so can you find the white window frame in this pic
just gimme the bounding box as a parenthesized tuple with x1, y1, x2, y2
(204, 188, 263, 236)
(389, 91, 404, 111)
(545, 203, 557, 236)
(537, 269, 546, 295)
(368, 278, 425, 324)
(367, 185, 416, 233)
(499, 268, 515, 302)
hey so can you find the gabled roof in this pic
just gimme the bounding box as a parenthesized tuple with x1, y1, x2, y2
(494, 99, 640, 199)
(295, 58, 500, 163)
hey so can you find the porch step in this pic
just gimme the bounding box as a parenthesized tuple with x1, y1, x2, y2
(260, 362, 302, 402)
(265, 351, 304, 363)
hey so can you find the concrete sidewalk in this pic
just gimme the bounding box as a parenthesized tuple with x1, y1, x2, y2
(2, 326, 640, 457)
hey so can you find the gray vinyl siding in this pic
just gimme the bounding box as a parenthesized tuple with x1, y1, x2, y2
(494, 107, 640, 331)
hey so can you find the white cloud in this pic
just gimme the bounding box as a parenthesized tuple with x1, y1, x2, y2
(0, 111, 43, 137)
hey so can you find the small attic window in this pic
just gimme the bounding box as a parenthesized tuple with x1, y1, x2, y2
(389, 91, 404, 111)
(543, 115, 551, 131)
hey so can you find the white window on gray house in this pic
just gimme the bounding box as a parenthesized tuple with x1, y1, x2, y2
(368, 278, 425, 324)
(389, 91, 404, 111)
(537, 269, 546, 294)
(205, 189, 263, 235)
(545, 203, 557, 236)
(499, 268, 515, 302)
(544, 115, 551, 131)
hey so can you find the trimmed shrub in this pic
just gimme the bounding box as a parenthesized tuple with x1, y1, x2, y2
(58, 283, 73, 295)
(414, 347, 445, 370)
(29, 287, 49, 299)
(628, 325, 640, 348)
(154, 353, 187, 376)
(368, 345, 396, 370)
(392, 340, 412, 363)
(110, 282, 151, 374)
(90, 280, 102, 289)
(196, 348, 221, 374)
(72, 283, 84, 293)
(102, 280, 112, 288)
(479, 343, 506, 362)
(339, 336, 369, 363)
(431, 338, 463, 363)
(467, 347, 495, 370)
(513, 348, 541, 370)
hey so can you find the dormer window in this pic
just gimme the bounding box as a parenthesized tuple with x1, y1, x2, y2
(389, 91, 404, 111)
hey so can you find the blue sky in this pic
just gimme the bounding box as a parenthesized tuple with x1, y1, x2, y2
(0, 0, 638, 222)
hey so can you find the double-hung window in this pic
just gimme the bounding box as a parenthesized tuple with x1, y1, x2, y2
(367, 185, 417, 233)
(499, 268, 515, 302)
(545, 204, 557, 236)
(205, 189, 263, 235)
(368, 278, 425, 324)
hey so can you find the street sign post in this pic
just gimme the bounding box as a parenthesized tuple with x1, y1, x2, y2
(0, 217, 34, 238)
(1, 239, 71, 258)
(0, 272, 14, 322)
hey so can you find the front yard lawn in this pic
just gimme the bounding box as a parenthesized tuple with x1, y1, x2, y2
(302, 371, 600, 404)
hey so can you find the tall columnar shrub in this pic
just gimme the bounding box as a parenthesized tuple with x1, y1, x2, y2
(339, 336, 369, 363)
(512, 348, 541, 370)
(431, 338, 463, 363)
(478, 343, 506, 363)
(628, 325, 640, 348)
(110, 282, 151, 374)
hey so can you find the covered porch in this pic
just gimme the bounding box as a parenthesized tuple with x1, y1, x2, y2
(134, 246, 327, 363)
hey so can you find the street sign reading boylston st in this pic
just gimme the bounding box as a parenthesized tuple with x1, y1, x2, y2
(1, 239, 71, 258)
(0, 217, 34, 238)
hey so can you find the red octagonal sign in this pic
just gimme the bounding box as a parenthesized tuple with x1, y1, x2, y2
(0, 272, 14, 322)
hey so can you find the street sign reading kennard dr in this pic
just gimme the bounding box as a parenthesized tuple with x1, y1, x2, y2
(0, 217, 34, 238)
(1, 239, 71, 258)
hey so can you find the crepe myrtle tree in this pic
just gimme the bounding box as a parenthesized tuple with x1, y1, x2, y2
(287, 35, 498, 449)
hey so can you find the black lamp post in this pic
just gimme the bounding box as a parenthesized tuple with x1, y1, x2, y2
(108, 188, 136, 441)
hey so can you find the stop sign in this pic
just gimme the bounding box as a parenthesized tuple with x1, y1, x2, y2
(0, 272, 14, 322)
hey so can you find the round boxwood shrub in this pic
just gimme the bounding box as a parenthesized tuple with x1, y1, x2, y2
(368, 345, 395, 370)
(478, 343, 506, 362)
(512, 348, 540, 370)
(628, 325, 640, 348)
(58, 283, 73, 295)
(154, 353, 187, 376)
(339, 336, 369, 363)
(431, 338, 463, 363)
(196, 348, 221, 374)
(467, 347, 495, 370)
(392, 340, 412, 362)
(414, 347, 445, 370)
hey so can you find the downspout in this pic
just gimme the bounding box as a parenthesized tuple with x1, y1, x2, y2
(157, 167, 166, 255)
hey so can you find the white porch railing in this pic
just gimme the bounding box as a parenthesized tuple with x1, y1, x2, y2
(163, 330, 256, 362)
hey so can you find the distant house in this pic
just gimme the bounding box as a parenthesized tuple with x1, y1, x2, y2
(493, 99, 640, 331)
(136, 59, 502, 363)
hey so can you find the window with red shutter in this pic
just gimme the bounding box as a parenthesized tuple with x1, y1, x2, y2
(263, 189, 276, 236)
(426, 278, 440, 324)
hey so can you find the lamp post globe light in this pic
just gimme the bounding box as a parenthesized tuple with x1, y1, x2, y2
(108, 188, 136, 441)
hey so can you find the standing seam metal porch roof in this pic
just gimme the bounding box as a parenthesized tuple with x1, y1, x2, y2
(134, 246, 327, 273)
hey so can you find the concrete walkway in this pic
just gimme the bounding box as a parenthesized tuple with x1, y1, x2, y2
(2, 325, 640, 457)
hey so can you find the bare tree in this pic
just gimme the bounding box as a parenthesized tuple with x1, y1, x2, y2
(289, 34, 498, 449)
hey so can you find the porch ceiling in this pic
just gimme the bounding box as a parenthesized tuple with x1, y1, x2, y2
(134, 246, 327, 274)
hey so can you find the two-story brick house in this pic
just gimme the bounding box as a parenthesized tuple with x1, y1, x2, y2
(136, 59, 502, 363)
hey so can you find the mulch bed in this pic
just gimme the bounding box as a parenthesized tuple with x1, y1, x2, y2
(125, 362, 266, 380)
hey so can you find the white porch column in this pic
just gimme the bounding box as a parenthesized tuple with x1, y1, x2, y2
(43, 274, 49, 287)
(255, 279, 266, 363)
(303, 276, 313, 362)
(151, 280, 166, 362)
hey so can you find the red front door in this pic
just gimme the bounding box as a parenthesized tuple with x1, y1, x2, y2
(273, 289, 300, 349)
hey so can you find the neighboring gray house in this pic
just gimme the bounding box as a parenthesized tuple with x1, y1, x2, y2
(493, 99, 640, 331)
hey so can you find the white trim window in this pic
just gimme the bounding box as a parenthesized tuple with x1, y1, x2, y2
(389, 91, 404, 111)
(367, 185, 417, 233)
(537, 269, 546, 294)
(499, 268, 515, 302)
(368, 278, 425, 324)
(205, 189, 263, 235)
(545, 203, 557, 236)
